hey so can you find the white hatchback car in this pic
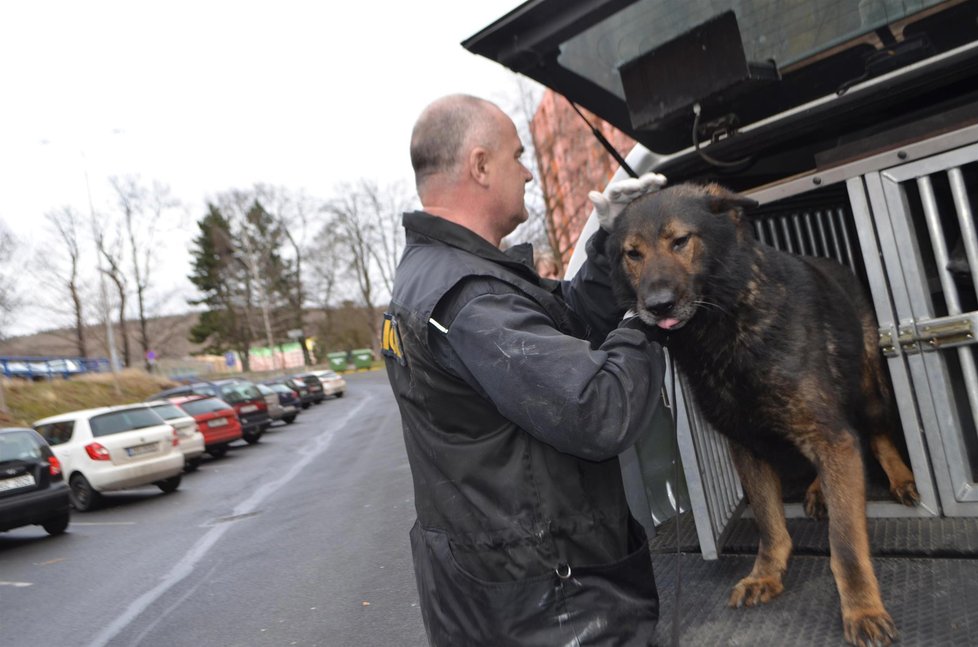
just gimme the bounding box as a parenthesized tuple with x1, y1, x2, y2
(145, 400, 206, 471)
(308, 369, 347, 398)
(33, 405, 184, 511)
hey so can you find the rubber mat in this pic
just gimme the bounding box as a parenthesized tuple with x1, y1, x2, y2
(650, 513, 978, 557)
(650, 553, 978, 646)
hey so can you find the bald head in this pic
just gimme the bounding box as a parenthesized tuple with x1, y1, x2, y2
(410, 94, 501, 197)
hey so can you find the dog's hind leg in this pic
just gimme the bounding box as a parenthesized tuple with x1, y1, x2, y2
(870, 433, 919, 506)
(727, 443, 792, 608)
(804, 476, 827, 520)
(817, 430, 897, 646)
(862, 335, 920, 507)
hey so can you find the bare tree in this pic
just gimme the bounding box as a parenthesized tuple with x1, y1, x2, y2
(110, 175, 180, 370)
(323, 180, 411, 350)
(254, 184, 318, 365)
(44, 207, 89, 357)
(93, 214, 131, 367)
(0, 222, 19, 341)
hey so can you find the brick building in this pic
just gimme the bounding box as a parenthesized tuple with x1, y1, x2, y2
(529, 89, 636, 275)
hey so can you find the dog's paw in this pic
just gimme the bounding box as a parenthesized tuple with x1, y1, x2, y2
(804, 482, 827, 520)
(843, 608, 897, 647)
(891, 479, 920, 507)
(728, 576, 784, 608)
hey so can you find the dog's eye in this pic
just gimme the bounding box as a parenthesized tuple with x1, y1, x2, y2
(672, 235, 690, 251)
(625, 249, 644, 261)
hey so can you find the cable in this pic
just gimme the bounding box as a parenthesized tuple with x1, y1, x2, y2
(692, 103, 752, 169)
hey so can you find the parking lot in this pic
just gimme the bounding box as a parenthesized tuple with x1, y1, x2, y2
(0, 370, 428, 647)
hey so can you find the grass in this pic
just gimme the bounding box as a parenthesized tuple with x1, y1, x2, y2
(0, 360, 384, 429)
(0, 370, 180, 427)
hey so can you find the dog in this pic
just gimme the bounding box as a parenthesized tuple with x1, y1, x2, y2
(607, 182, 919, 647)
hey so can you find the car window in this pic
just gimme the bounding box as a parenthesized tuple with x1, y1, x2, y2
(179, 398, 230, 416)
(34, 421, 75, 446)
(189, 384, 218, 397)
(0, 430, 42, 461)
(256, 384, 273, 396)
(90, 408, 167, 437)
(219, 383, 259, 403)
(150, 403, 188, 420)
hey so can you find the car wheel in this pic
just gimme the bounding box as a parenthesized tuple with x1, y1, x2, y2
(41, 512, 70, 535)
(69, 474, 101, 512)
(284, 414, 297, 424)
(244, 431, 262, 445)
(207, 444, 228, 458)
(184, 457, 202, 473)
(157, 475, 182, 493)
(336, 391, 345, 398)
(301, 403, 310, 410)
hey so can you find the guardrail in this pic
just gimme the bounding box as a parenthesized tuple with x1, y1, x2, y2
(0, 356, 110, 380)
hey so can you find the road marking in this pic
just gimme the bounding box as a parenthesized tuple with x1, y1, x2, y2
(85, 398, 369, 647)
(0, 581, 33, 587)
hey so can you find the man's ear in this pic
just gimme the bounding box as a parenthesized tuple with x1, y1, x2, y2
(469, 146, 491, 187)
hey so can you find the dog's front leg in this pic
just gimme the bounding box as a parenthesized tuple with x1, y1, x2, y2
(728, 443, 792, 608)
(818, 431, 897, 647)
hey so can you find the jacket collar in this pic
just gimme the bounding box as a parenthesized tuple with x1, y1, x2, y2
(403, 210, 539, 279)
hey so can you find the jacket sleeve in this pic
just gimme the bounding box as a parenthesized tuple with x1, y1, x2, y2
(559, 229, 627, 344)
(429, 282, 665, 462)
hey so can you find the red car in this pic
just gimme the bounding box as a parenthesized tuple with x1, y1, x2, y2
(168, 395, 243, 458)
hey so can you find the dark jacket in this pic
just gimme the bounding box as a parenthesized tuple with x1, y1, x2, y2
(384, 211, 665, 646)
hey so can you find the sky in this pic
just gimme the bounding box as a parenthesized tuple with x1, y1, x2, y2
(0, 0, 536, 338)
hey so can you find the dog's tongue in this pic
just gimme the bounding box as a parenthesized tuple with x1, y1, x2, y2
(657, 318, 680, 330)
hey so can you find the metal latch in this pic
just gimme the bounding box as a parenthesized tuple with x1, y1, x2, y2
(879, 315, 975, 356)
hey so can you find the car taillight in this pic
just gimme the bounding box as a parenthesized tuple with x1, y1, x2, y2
(85, 442, 111, 461)
(256, 400, 267, 411)
(291, 391, 299, 399)
(171, 427, 180, 447)
(48, 455, 63, 476)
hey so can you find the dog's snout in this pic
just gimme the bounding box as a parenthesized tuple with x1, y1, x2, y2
(644, 289, 676, 317)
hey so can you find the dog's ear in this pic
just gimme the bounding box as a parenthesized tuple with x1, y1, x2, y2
(703, 183, 758, 216)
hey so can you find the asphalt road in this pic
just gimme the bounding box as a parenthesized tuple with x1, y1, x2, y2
(0, 370, 427, 647)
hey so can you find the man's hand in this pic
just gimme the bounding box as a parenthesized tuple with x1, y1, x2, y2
(588, 172, 667, 232)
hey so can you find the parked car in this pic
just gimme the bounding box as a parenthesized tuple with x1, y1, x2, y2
(265, 376, 314, 409)
(264, 383, 303, 419)
(168, 395, 243, 458)
(290, 373, 326, 404)
(307, 369, 346, 398)
(209, 379, 271, 443)
(145, 400, 206, 472)
(0, 427, 71, 535)
(33, 405, 184, 511)
(146, 382, 219, 402)
(256, 383, 297, 425)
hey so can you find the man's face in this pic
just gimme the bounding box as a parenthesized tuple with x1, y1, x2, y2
(488, 111, 533, 236)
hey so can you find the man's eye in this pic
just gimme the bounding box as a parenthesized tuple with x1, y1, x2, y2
(672, 235, 690, 251)
(626, 249, 643, 261)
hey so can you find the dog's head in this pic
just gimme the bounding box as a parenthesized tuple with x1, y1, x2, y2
(607, 182, 757, 331)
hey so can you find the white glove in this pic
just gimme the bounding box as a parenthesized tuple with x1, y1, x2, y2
(588, 172, 668, 231)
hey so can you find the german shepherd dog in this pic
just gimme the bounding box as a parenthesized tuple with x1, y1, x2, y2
(607, 183, 920, 647)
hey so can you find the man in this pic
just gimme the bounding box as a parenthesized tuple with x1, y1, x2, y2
(383, 93, 666, 646)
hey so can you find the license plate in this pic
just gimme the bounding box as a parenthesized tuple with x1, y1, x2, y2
(0, 473, 36, 491)
(309, 386, 322, 392)
(126, 442, 157, 457)
(207, 418, 226, 428)
(240, 404, 258, 413)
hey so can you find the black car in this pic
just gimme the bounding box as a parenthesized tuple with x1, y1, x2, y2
(210, 379, 272, 443)
(264, 377, 314, 409)
(290, 373, 326, 405)
(0, 427, 71, 536)
(145, 382, 219, 402)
